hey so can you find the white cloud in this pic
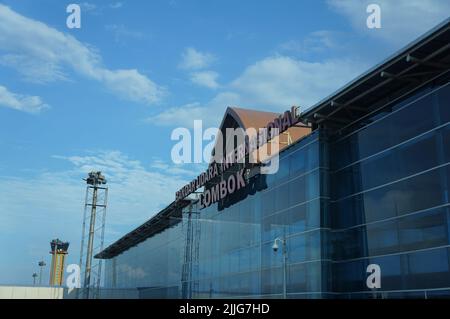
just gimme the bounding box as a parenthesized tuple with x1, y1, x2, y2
(0, 54, 68, 83)
(0, 172, 84, 285)
(150, 158, 205, 176)
(0, 4, 166, 104)
(179, 47, 216, 70)
(0, 150, 199, 284)
(278, 30, 344, 55)
(231, 56, 365, 109)
(100, 69, 164, 105)
(190, 71, 220, 89)
(147, 92, 241, 128)
(0, 150, 197, 240)
(80, 2, 97, 12)
(146, 102, 212, 128)
(150, 55, 366, 128)
(80, 2, 123, 14)
(153, 1, 449, 126)
(105, 24, 144, 43)
(328, 0, 450, 46)
(52, 151, 199, 228)
(109, 2, 123, 9)
(0, 85, 49, 113)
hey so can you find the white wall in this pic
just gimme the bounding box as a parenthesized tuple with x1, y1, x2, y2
(0, 286, 64, 299)
(0, 286, 141, 299)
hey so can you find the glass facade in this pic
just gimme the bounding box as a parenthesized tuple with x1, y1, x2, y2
(104, 77, 450, 299)
(104, 221, 184, 298)
(328, 79, 450, 299)
(181, 131, 325, 298)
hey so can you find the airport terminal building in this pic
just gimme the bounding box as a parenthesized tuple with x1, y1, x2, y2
(96, 20, 450, 299)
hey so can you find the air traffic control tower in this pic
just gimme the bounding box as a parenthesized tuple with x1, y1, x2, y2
(49, 239, 69, 286)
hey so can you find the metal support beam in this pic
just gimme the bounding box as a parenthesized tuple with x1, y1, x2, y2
(315, 43, 450, 123)
(313, 113, 351, 125)
(331, 101, 367, 112)
(406, 54, 450, 69)
(380, 71, 420, 83)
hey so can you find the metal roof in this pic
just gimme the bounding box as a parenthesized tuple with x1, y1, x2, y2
(95, 199, 192, 259)
(302, 18, 450, 130)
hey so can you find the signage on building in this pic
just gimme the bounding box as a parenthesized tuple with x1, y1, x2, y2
(175, 106, 302, 208)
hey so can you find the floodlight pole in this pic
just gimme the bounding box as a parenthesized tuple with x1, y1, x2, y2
(38, 260, 46, 286)
(51, 242, 57, 286)
(84, 185, 98, 299)
(81, 171, 107, 299)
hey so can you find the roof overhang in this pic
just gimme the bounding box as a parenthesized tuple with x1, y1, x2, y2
(95, 199, 192, 259)
(302, 18, 450, 131)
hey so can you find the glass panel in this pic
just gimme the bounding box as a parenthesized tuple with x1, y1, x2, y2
(333, 129, 442, 200)
(405, 248, 450, 289)
(438, 84, 450, 124)
(290, 141, 319, 176)
(333, 165, 449, 227)
(398, 208, 448, 251)
(366, 220, 399, 256)
(331, 85, 448, 170)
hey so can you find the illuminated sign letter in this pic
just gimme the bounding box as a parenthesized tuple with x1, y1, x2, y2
(220, 180, 227, 199)
(227, 175, 236, 194)
(236, 169, 246, 190)
(211, 184, 220, 203)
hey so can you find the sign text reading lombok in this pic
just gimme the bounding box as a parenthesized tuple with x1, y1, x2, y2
(174, 107, 302, 207)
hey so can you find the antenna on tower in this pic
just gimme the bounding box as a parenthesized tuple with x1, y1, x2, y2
(78, 171, 108, 299)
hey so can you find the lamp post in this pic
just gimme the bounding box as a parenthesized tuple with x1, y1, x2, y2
(32, 273, 38, 286)
(272, 236, 288, 299)
(38, 260, 46, 286)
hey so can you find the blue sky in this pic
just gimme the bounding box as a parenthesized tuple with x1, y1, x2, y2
(0, 0, 448, 285)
